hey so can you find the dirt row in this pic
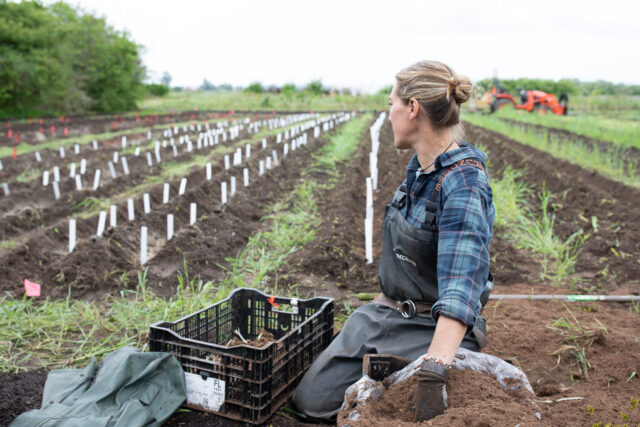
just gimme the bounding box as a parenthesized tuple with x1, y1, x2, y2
(0, 116, 306, 244)
(499, 116, 640, 171)
(464, 122, 640, 292)
(0, 117, 343, 300)
(0, 111, 232, 146)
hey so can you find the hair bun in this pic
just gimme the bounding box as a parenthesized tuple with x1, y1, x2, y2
(452, 75, 472, 104)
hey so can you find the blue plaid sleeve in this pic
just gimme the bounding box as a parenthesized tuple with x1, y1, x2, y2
(431, 167, 494, 327)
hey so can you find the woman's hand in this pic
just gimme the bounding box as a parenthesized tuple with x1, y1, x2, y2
(414, 315, 468, 421)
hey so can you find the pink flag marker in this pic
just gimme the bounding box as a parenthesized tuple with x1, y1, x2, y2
(24, 279, 41, 297)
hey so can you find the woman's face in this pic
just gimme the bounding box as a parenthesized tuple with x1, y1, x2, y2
(388, 84, 415, 150)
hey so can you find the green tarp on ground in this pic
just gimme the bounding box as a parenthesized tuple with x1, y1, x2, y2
(11, 346, 186, 427)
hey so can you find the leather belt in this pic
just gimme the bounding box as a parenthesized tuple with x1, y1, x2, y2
(375, 293, 432, 319)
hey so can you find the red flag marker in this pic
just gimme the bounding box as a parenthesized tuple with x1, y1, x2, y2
(15, 134, 19, 143)
(267, 296, 280, 309)
(51, 125, 55, 135)
(40, 127, 44, 134)
(112, 122, 117, 129)
(13, 147, 17, 159)
(59, 116, 64, 123)
(7, 130, 12, 139)
(39, 118, 43, 124)
(64, 127, 69, 136)
(66, 117, 70, 123)
(24, 279, 41, 297)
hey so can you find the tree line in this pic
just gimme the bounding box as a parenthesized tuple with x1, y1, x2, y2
(474, 78, 640, 97)
(0, 1, 146, 118)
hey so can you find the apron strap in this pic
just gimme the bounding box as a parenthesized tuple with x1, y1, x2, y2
(422, 158, 487, 230)
(391, 183, 408, 209)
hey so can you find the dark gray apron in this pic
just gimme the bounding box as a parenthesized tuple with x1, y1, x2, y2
(293, 161, 492, 421)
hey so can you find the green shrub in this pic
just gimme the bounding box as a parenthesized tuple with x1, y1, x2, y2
(146, 84, 169, 97)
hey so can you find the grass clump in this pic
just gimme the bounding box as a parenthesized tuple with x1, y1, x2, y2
(491, 167, 585, 285)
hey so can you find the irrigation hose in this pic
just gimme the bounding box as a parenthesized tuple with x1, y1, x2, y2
(489, 294, 640, 302)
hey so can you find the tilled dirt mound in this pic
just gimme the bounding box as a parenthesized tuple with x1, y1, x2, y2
(338, 369, 539, 427)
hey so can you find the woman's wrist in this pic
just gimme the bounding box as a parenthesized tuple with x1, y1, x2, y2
(423, 355, 451, 369)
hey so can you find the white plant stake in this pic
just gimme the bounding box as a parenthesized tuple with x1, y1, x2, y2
(259, 160, 265, 176)
(96, 211, 107, 236)
(75, 175, 82, 190)
(35, 151, 42, 162)
(93, 169, 101, 190)
(224, 155, 230, 170)
(74, 144, 80, 155)
(143, 193, 150, 214)
(172, 144, 178, 157)
(167, 214, 174, 241)
(121, 157, 130, 175)
(52, 181, 61, 200)
(206, 162, 212, 180)
(221, 182, 228, 205)
(163, 183, 170, 204)
(69, 219, 76, 253)
(230, 176, 236, 196)
(365, 177, 374, 264)
(108, 161, 117, 178)
(155, 146, 162, 163)
(59, 146, 66, 159)
(147, 130, 152, 140)
(135, 147, 141, 156)
(122, 135, 127, 148)
(113, 152, 119, 164)
(140, 226, 148, 265)
(146, 152, 153, 167)
(80, 158, 86, 175)
(246, 143, 251, 158)
(42, 171, 50, 186)
(266, 157, 272, 170)
(53, 166, 60, 182)
(262, 138, 267, 149)
(69, 162, 76, 178)
(190, 203, 196, 225)
(179, 178, 187, 195)
(2, 182, 9, 196)
(92, 140, 98, 150)
(272, 150, 278, 166)
(127, 198, 134, 221)
(243, 168, 249, 187)
(110, 205, 117, 227)
(284, 143, 288, 157)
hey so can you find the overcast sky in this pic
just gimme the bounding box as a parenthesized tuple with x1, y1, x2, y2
(43, 0, 640, 92)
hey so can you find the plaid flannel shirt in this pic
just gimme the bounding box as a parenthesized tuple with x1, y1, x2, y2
(391, 142, 495, 327)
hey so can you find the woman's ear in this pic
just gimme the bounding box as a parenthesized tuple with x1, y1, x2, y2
(408, 98, 420, 119)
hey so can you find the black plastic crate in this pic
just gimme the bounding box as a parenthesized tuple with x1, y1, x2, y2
(149, 287, 334, 424)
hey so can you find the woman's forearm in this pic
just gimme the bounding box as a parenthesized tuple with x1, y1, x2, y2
(426, 316, 468, 364)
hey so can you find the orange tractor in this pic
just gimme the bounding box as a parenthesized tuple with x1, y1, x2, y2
(489, 82, 569, 115)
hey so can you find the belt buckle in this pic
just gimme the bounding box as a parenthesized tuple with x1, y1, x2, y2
(400, 299, 417, 318)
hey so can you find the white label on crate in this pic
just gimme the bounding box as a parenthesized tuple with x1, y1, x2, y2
(184, 373, 225, 412)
